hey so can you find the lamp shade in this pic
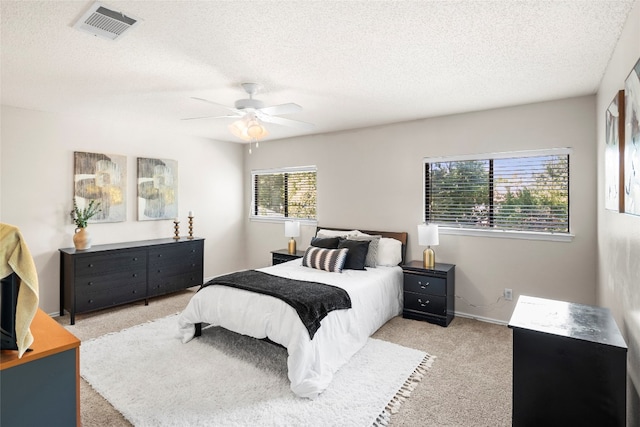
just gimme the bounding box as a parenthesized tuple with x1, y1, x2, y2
(418, 223, 439, 246)
(284, 220, 300, 238)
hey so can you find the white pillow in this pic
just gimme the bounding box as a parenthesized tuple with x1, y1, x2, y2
(376, 237, 402, 266)
(316, 229, 357, 238)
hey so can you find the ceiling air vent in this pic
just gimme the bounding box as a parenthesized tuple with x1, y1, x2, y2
(73, 2, 141, 41)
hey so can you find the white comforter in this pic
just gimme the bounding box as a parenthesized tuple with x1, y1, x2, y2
(177, 259, 403, 399)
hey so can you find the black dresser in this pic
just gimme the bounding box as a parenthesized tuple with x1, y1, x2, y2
(59, 237, 204, 324)
(508, 295, 627, 426)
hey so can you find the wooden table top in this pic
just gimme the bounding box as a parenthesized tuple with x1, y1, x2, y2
(1, 309, 80, 370)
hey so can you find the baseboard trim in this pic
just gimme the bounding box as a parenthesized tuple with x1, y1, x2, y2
(455, 310, 509, 326)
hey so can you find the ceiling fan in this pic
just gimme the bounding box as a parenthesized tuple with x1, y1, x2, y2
(183, 83, 314, 142)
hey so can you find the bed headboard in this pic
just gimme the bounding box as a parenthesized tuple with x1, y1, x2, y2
(315, 226, 408, 265)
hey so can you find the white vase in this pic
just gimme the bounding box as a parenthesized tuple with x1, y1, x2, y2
(73, 227, 92, 250)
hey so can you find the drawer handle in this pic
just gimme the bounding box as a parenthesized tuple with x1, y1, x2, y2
(418, 298, 430, 307)
(191, 249, 195, 253)
(88, 281, 93, 286)
(157, 269, 161, 273)
(88, 263, 94, 268)
(158, 254, 163, 258)
(133, 257, 138, 261)
(132, 273, 137, 278)
(88, 299, 93, 304)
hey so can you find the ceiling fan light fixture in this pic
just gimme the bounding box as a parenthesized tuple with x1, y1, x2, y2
(228, 119, 249, 141)
(228, 117, 268, 141)
(247, 119, 268, 139)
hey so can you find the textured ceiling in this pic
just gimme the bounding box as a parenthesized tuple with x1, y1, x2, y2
(1, 0, 636, 143)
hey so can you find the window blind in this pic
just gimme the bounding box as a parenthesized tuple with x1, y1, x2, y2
(425, 150, 569, 234)
(252, 166, 317, 220)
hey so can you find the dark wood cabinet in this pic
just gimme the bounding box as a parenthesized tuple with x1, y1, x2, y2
(401, 261, 455, 327)
(271, 249, 305, 265)
(60, 237, 204, 324)
(508, 295, 627, 426)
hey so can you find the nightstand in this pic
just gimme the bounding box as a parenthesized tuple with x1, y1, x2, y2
(271, 249, 306, 265)
(402, 261, 455, 327)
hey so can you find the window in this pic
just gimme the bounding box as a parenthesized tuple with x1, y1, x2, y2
(424, 149, 570, 238)
(251, 166, 317, 221)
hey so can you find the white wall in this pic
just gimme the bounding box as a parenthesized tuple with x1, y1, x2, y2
(0, 105, 246, 315)
(597, 1, 640, 423)
(244, 95, 597, 324)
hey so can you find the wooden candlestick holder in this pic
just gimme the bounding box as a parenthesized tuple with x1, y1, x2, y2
(173, 220, 180, 240)
(188, 216, 194, 239)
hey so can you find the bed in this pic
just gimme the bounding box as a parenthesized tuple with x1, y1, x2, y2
(177, 227, 407, 399)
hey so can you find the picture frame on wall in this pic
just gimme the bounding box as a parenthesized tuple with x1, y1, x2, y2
(73, 151, 127, 223)
(605, 90, 625, 212)
(137, 157, 178, 221)
(624, 57, 640, 216)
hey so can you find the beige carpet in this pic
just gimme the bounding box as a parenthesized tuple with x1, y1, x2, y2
(57, 288, 512, 426)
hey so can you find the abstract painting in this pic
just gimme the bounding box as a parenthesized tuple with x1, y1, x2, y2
(137, 157, 178, 220)
(74, 151, 126, 223)
(624, 58, 640, 216)
(605, 91, 625, 212)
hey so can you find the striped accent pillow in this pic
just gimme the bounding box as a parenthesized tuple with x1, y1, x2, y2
(302, 247, 349, 273)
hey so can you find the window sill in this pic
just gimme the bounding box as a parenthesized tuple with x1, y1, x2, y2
(440, 227, 574, 242)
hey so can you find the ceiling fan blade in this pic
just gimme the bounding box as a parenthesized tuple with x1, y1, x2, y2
(258, 103, 302, 116)
(181, 114, 243, 121)
(257, 112, 315, 129)
(191, 97, 242, 114)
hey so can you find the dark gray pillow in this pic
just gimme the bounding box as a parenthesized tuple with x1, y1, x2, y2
(310, 236, 340, 249)
(337, 238, 370, 270)
(348, 235, 381, 268)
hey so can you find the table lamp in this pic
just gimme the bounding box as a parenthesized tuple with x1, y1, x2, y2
(418, 223, 439, 269)
(285, 220, 300, 254)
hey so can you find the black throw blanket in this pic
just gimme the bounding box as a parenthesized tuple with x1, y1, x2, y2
(201, 270, 352, 339)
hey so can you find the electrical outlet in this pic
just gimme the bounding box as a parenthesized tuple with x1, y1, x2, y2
(504, 288, 513, 301)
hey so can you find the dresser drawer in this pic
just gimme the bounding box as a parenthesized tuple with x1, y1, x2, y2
(273, 254, 298, 265)
(75, 281, 147, 312)
(273, 254, 291, 265)
(148, 272, 202, 297)
(75, 250, 146, 277)
(148, 242, 202, 266)
(404, 291, 446, 315)
(148, 260, 202, 280)
(74, 268, 147, 294)
(403, 273, 446, 296)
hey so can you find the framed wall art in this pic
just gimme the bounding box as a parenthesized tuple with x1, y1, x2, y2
(73, 151, 127, 223)
(605, 90, 625, 212)
(137, 157, 178, 220)
(624, 57, 640, 216)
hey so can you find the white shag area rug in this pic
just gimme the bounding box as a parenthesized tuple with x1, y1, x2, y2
(81, 314, 434, 427)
